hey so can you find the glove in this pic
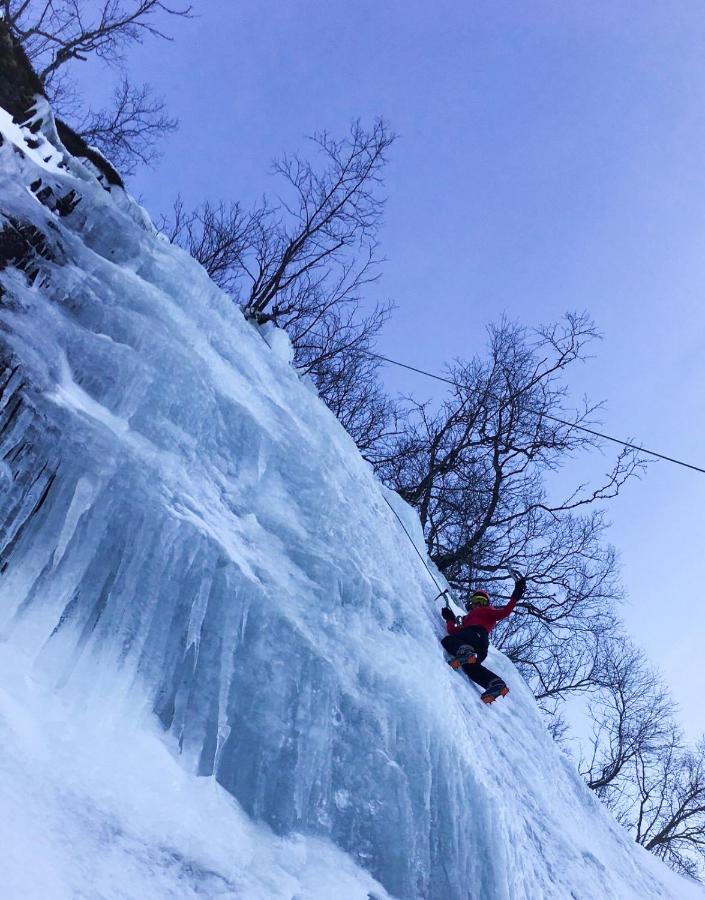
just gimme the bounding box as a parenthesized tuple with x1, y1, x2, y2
(441, 606, 455, 622)
(512, 573, 527, 600)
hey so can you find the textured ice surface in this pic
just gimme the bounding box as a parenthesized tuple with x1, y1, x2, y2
(0, 642, 390, 900)
(0, 102, 702, 899)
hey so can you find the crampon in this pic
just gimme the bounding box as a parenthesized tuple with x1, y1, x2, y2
(480, 680, 510, 704)
(447, 644, 478, 669)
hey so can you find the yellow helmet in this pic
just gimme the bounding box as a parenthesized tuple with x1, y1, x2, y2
(465, 589, 490, 611)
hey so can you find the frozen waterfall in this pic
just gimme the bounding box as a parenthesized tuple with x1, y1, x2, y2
(0, 95, 702, 899)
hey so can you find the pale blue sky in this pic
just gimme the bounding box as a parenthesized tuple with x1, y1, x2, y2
(76, 1, 705, 737)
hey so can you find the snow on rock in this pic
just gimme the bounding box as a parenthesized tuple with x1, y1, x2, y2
(259, 321, 296, 365)
(0, 100, 703, 900)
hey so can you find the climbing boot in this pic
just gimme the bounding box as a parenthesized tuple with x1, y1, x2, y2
(481, 678, 509, 704)
(448, 644, 478, 669)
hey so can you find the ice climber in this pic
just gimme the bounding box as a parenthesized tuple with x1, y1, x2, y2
(440, 573, 526, 704)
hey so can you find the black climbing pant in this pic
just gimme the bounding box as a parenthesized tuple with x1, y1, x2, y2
(441, 625, 503, 690)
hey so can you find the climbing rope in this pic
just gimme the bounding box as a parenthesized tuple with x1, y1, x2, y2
(380, 492, 451, 607)
(363, 350, 705, 477)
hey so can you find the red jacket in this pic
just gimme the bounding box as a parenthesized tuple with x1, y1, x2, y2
(446, 592, 519, 636)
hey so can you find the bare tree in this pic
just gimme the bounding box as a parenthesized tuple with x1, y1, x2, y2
(376, 315, 645, 697)
(517, 623, 606, 717)
(162, 121, 398, 456)
(161, 120, 394, 322)
(580, 639, 672, 799)
(241, 119, 394, 322)
(1, 1, 192, 83)
(1, 1, 191, 172)
(76, 77, 176, 174)
(295, 303, 397, 456)
(578, 642, 705, 880)
(635, 738, 705, 880)
(159, 197, 263, 294)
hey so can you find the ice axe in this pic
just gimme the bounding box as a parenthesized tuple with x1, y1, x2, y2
(434, 588, 452, 609)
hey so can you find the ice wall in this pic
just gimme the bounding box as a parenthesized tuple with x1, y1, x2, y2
(0, 101, 701, 900)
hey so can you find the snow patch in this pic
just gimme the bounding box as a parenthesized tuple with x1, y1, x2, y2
(259, 321, 296, 365)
